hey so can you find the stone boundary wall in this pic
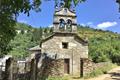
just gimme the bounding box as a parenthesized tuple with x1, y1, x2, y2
(82, 58, 110, 76)
(38, 57, 64, 79)
(0, 57, 38, 80)
(0, 56, 112, 79)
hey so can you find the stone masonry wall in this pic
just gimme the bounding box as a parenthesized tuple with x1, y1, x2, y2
(82, 58, 111, 77)
(38, 57, 64, 79)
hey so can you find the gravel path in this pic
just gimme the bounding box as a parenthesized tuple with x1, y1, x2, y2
(87, 66, 120, 80)
(71, 66, 120, 80)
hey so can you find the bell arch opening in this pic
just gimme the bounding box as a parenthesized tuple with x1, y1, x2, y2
(66, 19, 72, 32)
(59, 19, 65, 31)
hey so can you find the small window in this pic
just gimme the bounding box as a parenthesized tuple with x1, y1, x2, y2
(64, 8, 67, 13)
(62, 42, 68, 49)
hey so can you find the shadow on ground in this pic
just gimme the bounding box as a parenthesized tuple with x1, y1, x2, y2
(108, 70, 120, 80)
(72, 77, 80, 79)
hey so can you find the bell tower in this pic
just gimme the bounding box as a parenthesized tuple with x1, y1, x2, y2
(53, 3, 77, 33)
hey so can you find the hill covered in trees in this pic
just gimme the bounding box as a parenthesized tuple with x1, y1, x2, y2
(8, 23, 52, 58)
(77, 26, 120, 63)
(8, 23, 120, 63)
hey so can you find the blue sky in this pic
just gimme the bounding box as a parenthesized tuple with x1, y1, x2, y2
(17, 0, 120, 33)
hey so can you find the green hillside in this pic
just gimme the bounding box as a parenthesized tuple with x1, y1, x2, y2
(9, 23, 120, 63)
(8, 23, 52, 58)
(15, 23, 33, 30)
(78, 25, 120, 63)
(8, 23, 36, 58)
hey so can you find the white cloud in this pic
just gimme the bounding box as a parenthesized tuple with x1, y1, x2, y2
(97, 22, 117, 29)
(80, 22, 94, 27)
(80, 23, 86, 26)
(87, 22, 93, 25)
(17, 19, 28, 24)
(48, 25, 53, 28)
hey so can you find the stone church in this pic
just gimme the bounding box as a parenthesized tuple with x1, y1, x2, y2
(40, 4, 88, 76)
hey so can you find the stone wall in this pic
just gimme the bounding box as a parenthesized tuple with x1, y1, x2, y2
(81, 58, 94, 76)
(0, 55, 112, 79)
(38, 57, 64, 79)
(82, 58, 111, 77)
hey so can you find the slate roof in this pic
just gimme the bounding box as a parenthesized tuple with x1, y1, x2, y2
(29, 45, 41, 51)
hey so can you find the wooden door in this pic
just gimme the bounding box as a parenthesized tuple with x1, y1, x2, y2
(64, 59, 70, 74)
(80, 59, 83, 77)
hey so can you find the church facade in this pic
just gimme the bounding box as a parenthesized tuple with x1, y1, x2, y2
(40, 6, 88, 75)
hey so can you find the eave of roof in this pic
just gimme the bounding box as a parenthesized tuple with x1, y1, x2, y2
(40, 32, 88, 46)
(29, 45, 41, 51)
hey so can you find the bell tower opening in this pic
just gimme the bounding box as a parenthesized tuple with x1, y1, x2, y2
(59, 19, 65, 31)
(53, 4, 77, 33)
(66, 19, 72, 32)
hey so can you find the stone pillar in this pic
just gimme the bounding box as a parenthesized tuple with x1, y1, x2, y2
(3, 58, 13, 80)
(12, 60, 18, 80)
(30, 58, 37, 80)
(25, 61, 31, 80)
(80, 58, 94, 77)
(0, 65, 2, 80)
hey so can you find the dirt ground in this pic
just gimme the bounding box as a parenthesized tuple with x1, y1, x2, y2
(87, 66, 120, 80)
(72, 66, 120, 80)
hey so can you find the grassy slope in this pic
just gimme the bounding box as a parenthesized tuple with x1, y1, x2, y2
(78, 26, 120, 62)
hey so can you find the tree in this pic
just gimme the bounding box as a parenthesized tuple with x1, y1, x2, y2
(32, 27, 43, 44)
(9, 32, 36, 58)
(54, 0, 85, 9)
(64, 0, 85, 8)
(0, 0, 41, 56)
